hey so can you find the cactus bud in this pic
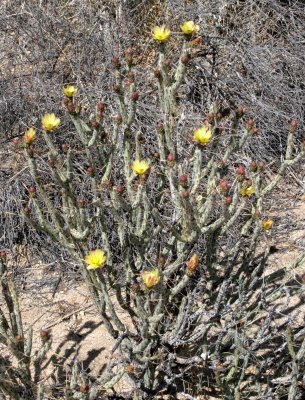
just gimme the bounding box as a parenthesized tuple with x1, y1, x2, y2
(97, 102, 105, 112)
(132, 283, 140, 292)
(186, 254, 199, 275)
(40, 329, 50, 341)
(207, 112, 215, 123)
(157, 256, 166, 268)
(181, 55, 189, 64)
(102, 179, 113, 190)
(48, 158, 56, 168)
(15, 335, 23, 343)
(181, 190, 189, 199)
(27, 147, 34, 158)
(167, 153, 175, 164)
(66, 102, 75, 114)
(236, 106, 245, 118)
(262, 218, 273, 231)
(74, 103, 82, 114)
(236, 165, 245, 176)
(219, 179, 229, 194)
(86, 166, 94, 176)
(191, 36, 202, 46)
(152, 152, 160, 160)
(0, 251, 7, 261)
(111, 57, 121, 69)
(289, 119, 297, 132)
(258, 161, 265, 171)
(250, 161, 258, 172)
(252, 127, 259, 135)
(63, 97, 70, 105)
(253, 209, 261, 220)
(164, 59, 172, 69)
(153, 68, 162, 79)
(115, 185, 125, 195)
(224, 196, 232, 206)
(61, 143, 68, 153)
(126, 364, 135, 374)
(113, 84, 121, 94)
(157, 122, 164, 132)
(216, 112, 222, 120)
(179, 175, 188, 187)
(79, 385, 90, 393)
(91, 120, 100, 130)
(23, 207, 30, 216)
(78, 199, 86, 208)
(12, 137, 19, 146)
(246, 119, 254, 132)
(131, 91, 139, 101)
(115, 114, 123, 124)
(28, 186, 36, 195)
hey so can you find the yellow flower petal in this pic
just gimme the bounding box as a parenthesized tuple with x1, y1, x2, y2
(132, 160, 150, 175)
(193, 126, 212, 145)
(63, 85, 77, 98)
(262, 219, 273, 231)
(41, 113, 60, 132)
(85, 249, 107, 270)
(153, 26, 171, 43)
(24, 127, 36, 145)
(240, 185, 255, 197)
(181, 21, 199, 35)
(142, 269, 160, 289)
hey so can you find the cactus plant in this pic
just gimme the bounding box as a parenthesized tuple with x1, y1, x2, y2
(15, 22, 305, 399)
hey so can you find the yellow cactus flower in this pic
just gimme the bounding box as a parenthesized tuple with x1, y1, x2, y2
(181, 21, 199, 35)
(262, 218, 273, 231)
(23, 127, 36, 145)
(132, 160, 150, 175)
(63, 85, 77, 98)
(85, 249, 107, 270)
(193, 126, 212, 145)
(152, 26, 171, 43)
(41, 113, 60, 132)
(142, 269, 160, 289)
(240, 185, 255, 197)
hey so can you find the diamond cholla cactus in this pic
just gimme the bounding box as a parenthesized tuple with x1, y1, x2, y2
(22, 23, 305, 399)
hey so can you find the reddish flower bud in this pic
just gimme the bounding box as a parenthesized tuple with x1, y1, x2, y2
(246, 179, 252, 187)
(15, 335, 23, 343)
(258, 161, 265, 171)
(131, 91, 139, 101)
(236, 165, 245, 176)
(179, 175, 188, 187)
(0, 251, 7, 260)
(157, 256, 166, 268)
(152, 152, 160, 160)
(219, 179, 229, 194)
(63, 97, 70, 105)
(86, 166, 94, 176)
(247, 119, 254, 126)
(252, 127, 259, 135)
(181, 190, 189, 199)
(113, 84, 121, 94)
(78, 199, 86, 208)
(224, 196, 232, 206)
(167, 153, 175, 162)
(207, 112, 215, 123)
(66, 102, 75, 114)
(97, 102, 105, 112)
(28, 186, 36, 195)
(115, 185, 125, 195)
(23, 207, 30, 215)
(27, 147, 34, 158)
(191, 36, 202, 46)
(181, 55, 189, 64)
(61, 143, 68, 153)
(12, 137, 19, 146)
(236, 106, 245, 117)
(79, 385, 90, 393)
(132, 283, 140, 292)
(115, 114, 123, 124)
(102, 179, 113, 190)
(91, 120, 100, 130)
(157, 122, 164, 132)
(216, 112, 222, 120)
(111, 57, 121, 69)
(290, 119, 297, 132)
(164, 59, 172, 69)
(153, 69, 162, 79)
(250, 161, 258, 172)
(40, 329, 50, 341)
(48, 158, 55, 168)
